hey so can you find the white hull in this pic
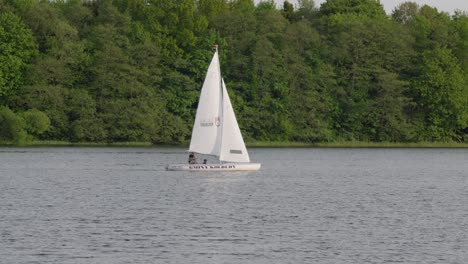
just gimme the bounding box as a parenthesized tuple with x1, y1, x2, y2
(166, 163, 261, 171)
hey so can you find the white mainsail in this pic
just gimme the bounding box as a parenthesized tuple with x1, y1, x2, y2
(188, 50, 223, 156)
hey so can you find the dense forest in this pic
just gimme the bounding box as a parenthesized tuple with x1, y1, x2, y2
(1, 0, 468, 144)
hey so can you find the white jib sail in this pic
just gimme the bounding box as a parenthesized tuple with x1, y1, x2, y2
(219, 79, 250, 163)
(189, 50, 223, 156)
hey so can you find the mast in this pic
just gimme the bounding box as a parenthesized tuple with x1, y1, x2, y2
(215, 44, 224, 162)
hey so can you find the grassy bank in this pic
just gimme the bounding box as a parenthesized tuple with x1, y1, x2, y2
(0, 140, 154, 147)
(2, 140, 468, 148)
(247, 141, 468, 148)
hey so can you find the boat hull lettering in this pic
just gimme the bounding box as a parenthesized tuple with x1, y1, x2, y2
(166, 163, 261, 171)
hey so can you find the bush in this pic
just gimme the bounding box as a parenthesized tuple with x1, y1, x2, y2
(0, 106, 27, 143)
(19, 109, 51, 136)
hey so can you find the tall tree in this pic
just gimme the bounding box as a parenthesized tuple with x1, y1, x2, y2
(284, 20, 336, 142)
(197, 0, 228, 22)
(450, 12, 468, 71)
(296, 0, 317, 21)
(392, 1, 419, 24)
(410, 47, 468, 141)
(319, 0, 386, 18)
(0, 12, 37, 100)
(321, 13, 414, 141)
(282, 1, 295, 21)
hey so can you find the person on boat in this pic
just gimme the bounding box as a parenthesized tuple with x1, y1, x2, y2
(188, 152, 197, 164)
(203, 159, 207, 164)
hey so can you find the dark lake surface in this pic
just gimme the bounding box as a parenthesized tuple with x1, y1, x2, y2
(0, 147, 467, 263)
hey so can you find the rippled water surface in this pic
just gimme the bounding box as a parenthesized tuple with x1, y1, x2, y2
(1, 147, 467, 263)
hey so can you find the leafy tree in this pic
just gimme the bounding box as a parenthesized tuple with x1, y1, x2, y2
(212, 0, 256, 87)
(55, 0, 95, 38)
(0, 106, 26, 143)
(322, 13, 414, 141)
(9, 85, 70, 140)
(368, 71, 414, 141)
(15, 0, 91, 89)
(197, 0, 228, 22)
(392, 1, 419, 24)
(319, 0, 386, 18)
(282, 1, 295, 21)
(410, 47, 468, 141)
(401, 6, 468, 141)
(296, 0, 317, 21)
(19, 109, 50, 137)
(66, 89, 106, 142)
(449, 12, 468, 70)
(0, 12, 37, 99)
(230, 0, 255, 13)
(408, 5, 452, 50)
(283, 20, 336, 142)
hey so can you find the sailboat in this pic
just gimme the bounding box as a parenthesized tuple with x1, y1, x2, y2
(166, 45, 261, 171)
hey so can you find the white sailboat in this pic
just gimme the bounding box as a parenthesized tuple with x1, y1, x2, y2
(166, 45, 261, 171)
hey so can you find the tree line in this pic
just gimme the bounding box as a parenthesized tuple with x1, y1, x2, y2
(1, 0, 468, 144)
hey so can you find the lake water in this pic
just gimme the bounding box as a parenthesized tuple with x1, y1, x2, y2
(0, 147, 467, 263)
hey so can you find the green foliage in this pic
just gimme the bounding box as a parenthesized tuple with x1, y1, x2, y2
(0, 105, 49, 143)
(321, 12, 415, 141)
(19, 109, 50, 136)
(0, 12, 37, 99)
(0, 106, 26, 143)
(411, 47, 468, 141)
(282, 1, 295, 21)
(392, 1, 419, 24)
(319, 0, 386, 18)
(450, 13, 468, 70)
(198, 0, 228, 22)
(296, 0, 317, 21)
(1, 0, 468, 145)
(9, 85, 70, 139)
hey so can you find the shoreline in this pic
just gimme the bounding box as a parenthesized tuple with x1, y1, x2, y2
(1, 141, 468, 148)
